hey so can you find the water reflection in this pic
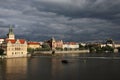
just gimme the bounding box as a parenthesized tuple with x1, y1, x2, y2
(0, 53, 120, 80)
(51, 58, 64, 80)
(0, 58, 27, 80)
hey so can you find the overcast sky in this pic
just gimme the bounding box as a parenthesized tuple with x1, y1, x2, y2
(0, 0, 120, 42)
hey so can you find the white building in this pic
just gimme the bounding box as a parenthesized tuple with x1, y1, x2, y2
(0, 39, 4, 44)
(115, 44, 120, 48)
(63, 42, 79, 49)
(1, 26, 27, 58)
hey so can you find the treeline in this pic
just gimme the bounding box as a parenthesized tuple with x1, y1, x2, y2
(85, 44, 114, 53)
(27, 43, 120, 53)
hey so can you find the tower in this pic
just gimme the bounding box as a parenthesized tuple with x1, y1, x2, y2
(7, 25, 15, 39)
(51, 37, 56, 50)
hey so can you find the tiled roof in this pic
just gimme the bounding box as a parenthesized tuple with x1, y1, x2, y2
(6, 39, 16, 43)
(6, 39, 26, 44)
(28, 42, 40, 45)
(19, 39, 26, 44)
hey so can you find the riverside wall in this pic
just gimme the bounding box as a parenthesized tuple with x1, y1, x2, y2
(34, 50, 90, 55)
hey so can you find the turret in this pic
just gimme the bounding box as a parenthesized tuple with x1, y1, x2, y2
(7, 25, 15, 39)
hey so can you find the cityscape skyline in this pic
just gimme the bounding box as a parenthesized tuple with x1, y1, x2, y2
(0, 0, 120, 42)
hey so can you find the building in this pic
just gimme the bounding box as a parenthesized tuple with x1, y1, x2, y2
(27, 41, 41, 49)
(63, 42, 79, 50)
(45, 37, 63, 50)
(1, 26, 27, 58)
(0, 38, 4, 44)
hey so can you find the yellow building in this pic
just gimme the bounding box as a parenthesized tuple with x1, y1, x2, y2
(27, 41, 41, 49)
(1, 26, 27, 58)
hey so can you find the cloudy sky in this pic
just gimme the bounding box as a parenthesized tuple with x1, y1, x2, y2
(0, 0, 120, 42)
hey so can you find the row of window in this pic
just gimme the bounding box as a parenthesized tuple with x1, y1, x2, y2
(12, 52, 24, 55)
(8, 44, 27, 47)
(8, 48, 26, 51)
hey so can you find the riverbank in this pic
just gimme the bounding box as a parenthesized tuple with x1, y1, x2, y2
(33, 50, 90, 56)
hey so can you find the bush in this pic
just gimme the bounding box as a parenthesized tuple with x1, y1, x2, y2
(55, 47, 63, 51)
(0, 48, 4, 56)
(102, 45, 114, 52)
(27, 48, 34, 53)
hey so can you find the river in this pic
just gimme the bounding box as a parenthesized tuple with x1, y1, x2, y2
(0, 53, 120, 80)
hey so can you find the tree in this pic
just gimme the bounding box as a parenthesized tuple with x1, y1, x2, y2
(0, 48, 4, 57)
(79, 44, 86, 50)
(55, 47, 63, 51)
(106, 39, 114, 44)
(64, 47, 68, 51)
(27, 48, 34, 53)
(41, 43, 51, 51)
(89, 47, 96, 53)
(102, 45, 114, 52)
(42, 43, 50, 49)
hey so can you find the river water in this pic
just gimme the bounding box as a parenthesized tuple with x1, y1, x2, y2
(0, 53, 120, 80)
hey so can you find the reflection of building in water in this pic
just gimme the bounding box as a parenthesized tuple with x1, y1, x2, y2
(51, 58, 62, 79)
(4, 58, 27, 80)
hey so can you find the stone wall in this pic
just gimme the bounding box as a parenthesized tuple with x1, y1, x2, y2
(34, 50, 89, 54)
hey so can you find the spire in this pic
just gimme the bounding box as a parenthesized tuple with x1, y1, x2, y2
(52, 36, 55, 42)
(7, 25, 15, 39)
(9, 25, 14, 34)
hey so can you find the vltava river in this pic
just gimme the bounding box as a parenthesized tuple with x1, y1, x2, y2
(0, 53, 120, 80)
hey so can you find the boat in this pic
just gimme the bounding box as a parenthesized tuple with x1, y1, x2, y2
(61, 60, 69, 64)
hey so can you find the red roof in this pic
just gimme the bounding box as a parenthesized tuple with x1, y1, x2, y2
(19, 39, 26, 44)
(6, 39, 26, 44)
(6, 39, 16, 43)
(28, 42, 40, 45)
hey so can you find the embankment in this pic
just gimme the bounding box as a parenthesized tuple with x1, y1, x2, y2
(33, 50, 90, 56)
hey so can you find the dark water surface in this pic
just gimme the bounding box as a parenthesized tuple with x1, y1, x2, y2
(0, 53, 120, 80)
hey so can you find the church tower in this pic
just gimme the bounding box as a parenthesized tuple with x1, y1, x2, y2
(7, 25, 15, 39)
(51, 37, 56, 50)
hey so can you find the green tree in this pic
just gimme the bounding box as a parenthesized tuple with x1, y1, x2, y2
(27, 48, 34, 53)
(64, 47, 68, 51)
(0, 48, 4, 57)
(89, 47, 96, 53)
(55, 47, 63, 51)
(42, 43, 50, 49)
(102, 45, 114, 52)
(79, 44, 86, 50)
(106, 39, 114, 44)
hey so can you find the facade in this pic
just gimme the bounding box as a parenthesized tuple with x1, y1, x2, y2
(0, 39, 4, 44)
(114, 44, 120, 48)
(27, 41, 41, 49)
(63, 42, 79, 50)
(100, 43, 120, 48)
(1, 26, 27, 58)
(46, 37, 63, 50)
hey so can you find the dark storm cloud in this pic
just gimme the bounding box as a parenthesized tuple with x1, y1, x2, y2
(0, 0, 120, 41)
(33, 0, 120, 19)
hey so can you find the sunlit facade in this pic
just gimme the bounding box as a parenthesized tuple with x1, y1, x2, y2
(46, 37, 63, 50)
(27, 41, 41, 49)
(63, 42, 79, 49)
(1, 26, 27, 58)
